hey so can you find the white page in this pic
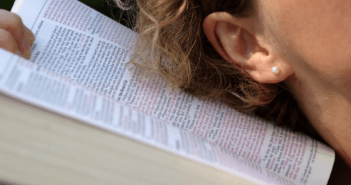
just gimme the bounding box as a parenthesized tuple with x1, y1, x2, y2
(0, 48, 279, 185)
(11, 0, 335, 184)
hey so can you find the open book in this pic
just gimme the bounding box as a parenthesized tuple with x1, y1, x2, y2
(0, 0, 334, 184)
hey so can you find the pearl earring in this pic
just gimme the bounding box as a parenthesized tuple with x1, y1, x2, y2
(272, 66, 279, 74)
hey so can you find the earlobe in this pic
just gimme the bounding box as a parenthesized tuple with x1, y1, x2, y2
(203, 12, 294, 84)
(246, 53, 293, 84)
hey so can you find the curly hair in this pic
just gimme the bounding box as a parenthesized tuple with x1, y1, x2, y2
(114, 0, 320, 138)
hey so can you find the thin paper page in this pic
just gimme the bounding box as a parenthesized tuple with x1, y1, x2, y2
(0, 48, 278, 185)
(11, 0, 335, 184)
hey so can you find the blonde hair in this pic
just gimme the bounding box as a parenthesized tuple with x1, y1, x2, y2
(115, 0, 319, 138)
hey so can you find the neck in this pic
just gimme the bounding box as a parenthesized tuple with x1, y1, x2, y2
(286, 74, 351, 166)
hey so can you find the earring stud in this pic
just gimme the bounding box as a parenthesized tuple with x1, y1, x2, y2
(272, 66, 279, 74)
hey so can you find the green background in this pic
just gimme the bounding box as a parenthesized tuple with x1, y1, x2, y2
(0, 0, 16, 10)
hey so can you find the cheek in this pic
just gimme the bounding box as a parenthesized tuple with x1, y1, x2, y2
(262, 0, 351, 81)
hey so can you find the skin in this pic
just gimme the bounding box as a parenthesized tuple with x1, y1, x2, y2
(258, 0, 351, 165)
(1, 2, 350, 181)
(0, 9, 34, 59)
(203, 0, 351, 168)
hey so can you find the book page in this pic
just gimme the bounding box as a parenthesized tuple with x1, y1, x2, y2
(11, 0, 335, 184)
(0, 48, 278, 185)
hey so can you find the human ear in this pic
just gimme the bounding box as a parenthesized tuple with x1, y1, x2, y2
(203, 12, 293, 84)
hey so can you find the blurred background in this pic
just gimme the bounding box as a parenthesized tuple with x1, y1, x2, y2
(0, 0, 133, 28)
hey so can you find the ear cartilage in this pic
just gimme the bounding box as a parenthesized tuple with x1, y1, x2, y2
(272, 67, 279, 74)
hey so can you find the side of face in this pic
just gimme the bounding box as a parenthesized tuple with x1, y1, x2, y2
(203, 0, 351, 98)
(249, 0, 351, 161)
(257, 0, 351, 94)
(203, 0, 351, 164)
